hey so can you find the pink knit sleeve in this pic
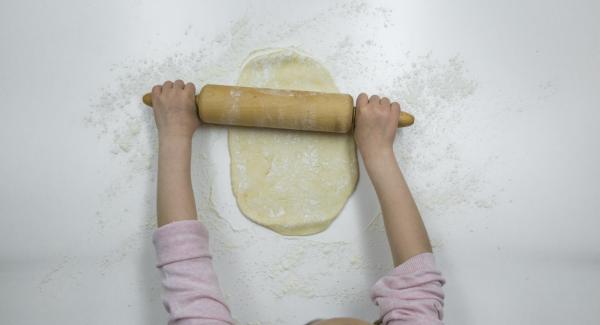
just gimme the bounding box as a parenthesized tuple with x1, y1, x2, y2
(153, 220, 234, 325)
(371, 253, 445, 325)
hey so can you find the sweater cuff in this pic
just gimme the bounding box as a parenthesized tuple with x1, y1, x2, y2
(152, 220, 210, 267)
(390, 252, 437, 275)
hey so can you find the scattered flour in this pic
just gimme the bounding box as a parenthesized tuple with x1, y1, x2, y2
(83, 0, 497, 323)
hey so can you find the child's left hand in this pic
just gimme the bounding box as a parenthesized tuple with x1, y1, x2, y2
(151, 80, 200, 141)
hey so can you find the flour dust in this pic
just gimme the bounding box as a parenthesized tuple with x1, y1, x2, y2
(84, 0, 493, 323)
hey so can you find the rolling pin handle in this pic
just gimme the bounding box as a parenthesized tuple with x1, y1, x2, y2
(398, 112, 415, 127)
(142, 93, 153, 107)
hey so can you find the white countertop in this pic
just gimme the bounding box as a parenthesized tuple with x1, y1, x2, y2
(1, 0, 599, 324)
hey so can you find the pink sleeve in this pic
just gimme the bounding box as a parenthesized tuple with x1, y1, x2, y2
(371, 253, 445, 325)
(153, 220, 234, 325)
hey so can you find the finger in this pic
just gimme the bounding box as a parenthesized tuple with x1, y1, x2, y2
(381, 97, 391, 107)
(151, 85, 162, 97)
(185, 82, 196, 95)
(163, 80, 173, 89)
(356, 93, 369, 108)
(390, 102, 401, 127)
(174, 79, 185, 89)
(368, 95, 380, 103)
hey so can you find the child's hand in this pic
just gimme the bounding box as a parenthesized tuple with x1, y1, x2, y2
(354, 93, 401, 162)
(151, 80, 200, 141)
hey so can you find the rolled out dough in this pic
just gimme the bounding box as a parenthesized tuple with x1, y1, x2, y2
(229, 48, 358, 236)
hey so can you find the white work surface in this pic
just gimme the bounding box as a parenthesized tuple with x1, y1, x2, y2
(1, 1, 599, 324)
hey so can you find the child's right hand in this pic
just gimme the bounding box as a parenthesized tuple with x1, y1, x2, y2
(354, 93, 401, 163)
(151, 80, 200, 141)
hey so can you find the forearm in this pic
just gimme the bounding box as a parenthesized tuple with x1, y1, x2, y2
(154, 221, 233, 324)
(157, 136, 197, 227)
(365, 150, 432, 266)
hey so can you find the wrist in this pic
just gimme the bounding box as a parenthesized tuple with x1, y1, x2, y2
(361, 147, 395, 166)
(159, 134, 193, 147)
(158, 135, 192, 165)
(362, 149, 398, 177)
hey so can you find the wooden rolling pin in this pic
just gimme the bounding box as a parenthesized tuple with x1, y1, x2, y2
(142, 84, 414, 133)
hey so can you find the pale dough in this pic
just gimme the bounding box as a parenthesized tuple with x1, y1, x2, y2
(229, 48, 358, 236)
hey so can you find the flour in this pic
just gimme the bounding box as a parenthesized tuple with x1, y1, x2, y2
(84, 0, 494, 322)
(388, 54, 488, 215)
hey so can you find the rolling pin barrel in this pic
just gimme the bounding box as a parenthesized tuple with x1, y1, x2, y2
(142, 84, 414, 133)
